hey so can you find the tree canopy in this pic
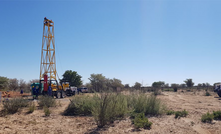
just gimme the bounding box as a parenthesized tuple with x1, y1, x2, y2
(107, 78, 124, 90)
(8, 78, 19, 91)
(152, 81, 165, 88)
(133, 82, 141, 89)
(88, 74, 124, 92)
(61, 70, 82, 87)
(124, 84, 130, 88)
(88, 74, 107, 92)
(184, 79, 194, 88)
(171, 83, 179, 88)
(0, 76, 8, 89)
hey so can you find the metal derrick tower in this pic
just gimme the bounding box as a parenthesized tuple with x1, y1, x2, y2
(40, 17, 57, 82)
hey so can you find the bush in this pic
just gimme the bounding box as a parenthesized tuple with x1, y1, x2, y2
(127, 94, 165, 116)
(201, 112, 213, 123)
(201, 111, 221, 123)
(213, 111, 221, 120)
(127, 93, 147, 114)
(27, 102, 36, 114)
(145, 95, 164, 115)
(205, 91, 211, 96)
(63, 95, 95, 116)
(92, 92, 128, 128)
(175, 109, 188, 119)
(44, 107, 51, 116)
(38, 96, 56, 108)
(166, 110, 175, 115)
(133, 113, 152, 129)
(173, 87, 177, 92)
(3, 98, 29, 114)
(163, 88, 174, 92)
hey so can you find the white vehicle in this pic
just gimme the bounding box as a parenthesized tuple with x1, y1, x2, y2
(78, 87, 88, 93)
(66, 86, 77, 96)
(214, 83, 221, 97)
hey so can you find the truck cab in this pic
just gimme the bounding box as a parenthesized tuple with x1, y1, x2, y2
(214, 83, 221, 97)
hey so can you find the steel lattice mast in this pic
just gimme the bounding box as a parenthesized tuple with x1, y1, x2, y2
(40, 17, 57, 82)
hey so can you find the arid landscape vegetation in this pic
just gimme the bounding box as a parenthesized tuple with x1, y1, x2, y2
(1, 1, 221, 134)
(1, 88, 221, 134)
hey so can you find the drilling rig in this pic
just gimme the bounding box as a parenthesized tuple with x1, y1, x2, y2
(31, 17, 66, 99)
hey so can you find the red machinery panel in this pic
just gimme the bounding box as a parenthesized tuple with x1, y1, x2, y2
(44, 74, 48, 91)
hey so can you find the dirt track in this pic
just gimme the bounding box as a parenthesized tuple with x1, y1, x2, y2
(1, 91, 221, 134)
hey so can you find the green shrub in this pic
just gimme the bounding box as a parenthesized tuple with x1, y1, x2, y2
(127, 94, 165, 116)
(145, 95, 164, 115)
(44, 107, 51, 116)
(163, 88, 174, 92)
(133, 113, 152, 129)
(175, 109, 188, 119)
(201, 110, 221, 123)
(166, 110, 175, 115)
(38, 96, 56, 108)
(127, 94, 147, 113)
(63, 95, 95, 116)
(130, 112, 138, 119)
(213, 111, 221, 120)
(3, 98, 29, 114)
(92, 93, 128, 128)
(205, 91, 211, 96)
(201, 112, 213, 123)
(27, 102, 36, 114)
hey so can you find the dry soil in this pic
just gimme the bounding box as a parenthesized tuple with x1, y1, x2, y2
(1, 90, 221, 134)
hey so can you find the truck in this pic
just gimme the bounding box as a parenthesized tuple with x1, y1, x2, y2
(66, 86, 77, 96)
(214, 83, 221, 97)
(77, 87, 88, 94)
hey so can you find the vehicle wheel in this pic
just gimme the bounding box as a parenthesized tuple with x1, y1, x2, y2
(218, 91, 221, 97)
(56, 91, 61, 98)
(61, 90, 65, 98)
(65, 91, 68, 96)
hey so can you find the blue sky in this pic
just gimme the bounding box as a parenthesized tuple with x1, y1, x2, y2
(0, 0, 221, 86)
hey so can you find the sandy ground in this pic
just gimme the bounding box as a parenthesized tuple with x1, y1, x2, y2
(1, 90, 221, 134)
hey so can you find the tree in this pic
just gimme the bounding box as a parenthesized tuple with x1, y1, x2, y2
(164, 83, 169, 88)
(152, 81, 165, 88)
(124, 84, 130, 88)
(85, 83, 92, 89)
(205, 83, 211, 87)
(8, 78, 19, 90)
(198, 83, 202, 87)
(184, 79, 194, 88)
(171, 83, 179, 88)
(171, 83, 179, 92)
(133, 82, 141, 89)
(180, 83, 186, 88)
(202, 83, 206, 87)
(19, 79, 26, 90)
(108, 78, 124, 90)
(0, 76, 9, 90)
(61, 70, 82, 87)
(88, 74, 107, 92)
(29, 79, 39, 84)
